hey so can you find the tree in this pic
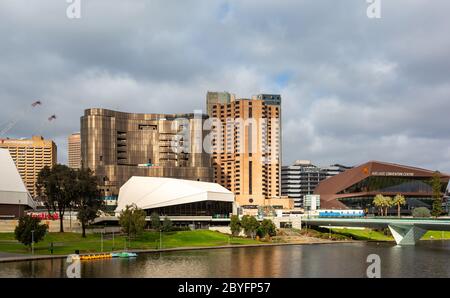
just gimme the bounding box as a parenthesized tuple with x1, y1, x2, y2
(230, 215, 241, 237)
(260, 219, 277, 237)
(256, 226, 266, 239)
(241, 215, 259, 239)
(413, 207, 431, 218)
(14, 215, 48, 248)
(162, 217, 173, 232)
(150, 212, 161, 230)
(36, 165, 78, 233)
(431, 171, 444, 217)
(373, 194, 385, 216)
(75, 169, 103, 238)
(383, 196, 393, 217)
(118, 204, 146, 238)
(392, 194, 406, 217)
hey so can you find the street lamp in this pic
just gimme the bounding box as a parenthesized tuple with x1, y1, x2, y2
(101, 230, 104, 252)
(69, 203, 72, 232)
(31, 230, 35, 255)
(112, 230, 115, 251)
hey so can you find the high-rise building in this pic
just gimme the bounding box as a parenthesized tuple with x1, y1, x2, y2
(253, 94, 282, 106)
(0, 149, 36, 218)
(68, 132, 81, 169)
(0, 136, 57, 198)
(281, 161, 326, 208)
(80, 108, 213, 208)
(209, 93, 290, 210)
(206, 91, 234, 117)
(281, 161, 352, 208)
(323, 164, 353, 178)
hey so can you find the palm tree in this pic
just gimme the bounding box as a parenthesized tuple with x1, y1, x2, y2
(373, 194, 385, 216)
(383, 196, 393, 217)
(392, 194, 406, 217)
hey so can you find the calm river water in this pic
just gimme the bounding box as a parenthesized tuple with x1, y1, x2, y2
(1, 241, 449, 278)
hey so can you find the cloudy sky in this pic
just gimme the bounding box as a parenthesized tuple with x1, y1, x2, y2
(1, 0, 450, 172)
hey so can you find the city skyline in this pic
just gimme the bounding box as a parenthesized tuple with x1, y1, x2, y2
(1, 1, 450, 173)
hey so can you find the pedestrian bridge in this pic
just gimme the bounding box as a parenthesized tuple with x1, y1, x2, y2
(301, 217, 450, 245)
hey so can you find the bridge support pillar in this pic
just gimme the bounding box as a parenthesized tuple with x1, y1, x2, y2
(388, 224, 427, 245)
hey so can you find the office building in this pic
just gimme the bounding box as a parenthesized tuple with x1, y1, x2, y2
(116, 177, 234, 228)
(0, 149, 36, 218)
(281, 161, 327, 208)
(68, 132, 81, 169)
(281, 160, 352, 208)
(323, 164, 353, 178)
(314, 160, 450, 214)
(0, 136, 57, 198)
(208, 92, 292, 210)
(80, 108, 213, 208)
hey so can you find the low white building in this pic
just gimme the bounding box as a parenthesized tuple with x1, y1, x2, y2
(115, 177, 235, 228)
(0, 149, 36, 217)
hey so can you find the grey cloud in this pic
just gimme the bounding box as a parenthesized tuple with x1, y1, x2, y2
(1, 0, 450, 173)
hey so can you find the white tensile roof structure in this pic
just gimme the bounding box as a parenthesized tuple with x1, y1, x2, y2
(0, 149, 36, 209)
(115, 176, 234, 214)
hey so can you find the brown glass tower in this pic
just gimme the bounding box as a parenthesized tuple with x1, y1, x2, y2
(81, 108, 213, 206)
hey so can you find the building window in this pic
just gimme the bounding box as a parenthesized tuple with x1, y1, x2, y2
(249, 161, 252, 195)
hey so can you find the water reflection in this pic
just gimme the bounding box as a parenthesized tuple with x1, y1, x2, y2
(0, 242, 449, 278)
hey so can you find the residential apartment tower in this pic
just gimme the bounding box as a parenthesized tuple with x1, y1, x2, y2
(0, 136, 57, 198)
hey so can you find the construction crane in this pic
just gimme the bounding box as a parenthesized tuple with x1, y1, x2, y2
(0, 100, 42, 137)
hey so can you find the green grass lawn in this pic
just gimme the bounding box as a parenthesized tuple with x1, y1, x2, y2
(0, 230, 261, 255)
(330, 228, 392, 241)
(421, 230, 450, 240)
(330, 228, 450, 241)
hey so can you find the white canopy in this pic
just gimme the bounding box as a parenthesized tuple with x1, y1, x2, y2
(0, 149, 36, 209)
(115, 176, 234, 214)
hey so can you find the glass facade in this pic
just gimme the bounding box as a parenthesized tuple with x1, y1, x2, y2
(339, 196, 435, 214)
(145, 201, 232, 218)
(338, 176, 447, 195)
(80, 108, 213, 199)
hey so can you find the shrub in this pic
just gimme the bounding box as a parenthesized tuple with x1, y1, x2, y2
(162, 217, 173, 232)
(412, 207, 431, 218)
(118, 204, 146, 237)
(230, 215, 241, 236)
(261, 219, 277, 237)
(14, 215, 48, 247)
(150, 212, 160, 230)
(256, 226, 266, 238)
(241, 215, 260, 239)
